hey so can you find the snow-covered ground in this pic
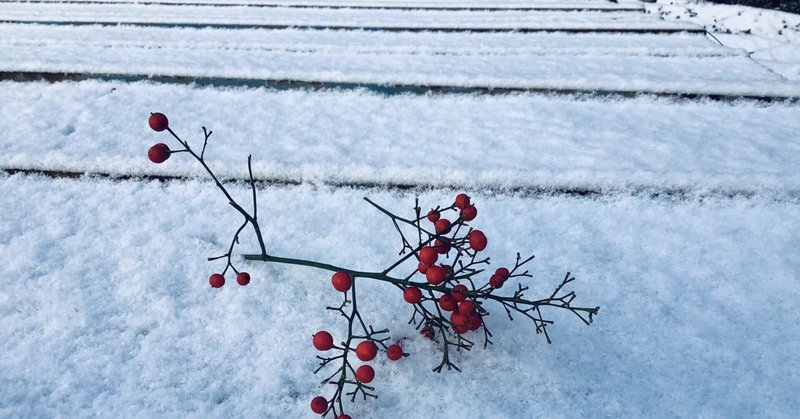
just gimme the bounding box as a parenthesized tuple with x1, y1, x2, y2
(1, 0, 799, 418)
(648, 0, 800, 80)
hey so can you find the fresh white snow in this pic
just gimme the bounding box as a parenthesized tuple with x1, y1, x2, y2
(1, 0, 799, 417)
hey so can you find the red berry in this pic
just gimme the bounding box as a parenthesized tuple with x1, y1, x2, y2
(460, 205, 477, 221)
(426, 265, 446, 285)
(420, 325, 435, 339)
(433, 238, 451, 254)
(209, 273, 225, 288)
(451, 284, 468, 302)
(148, 112, 169, 132)
(236, 272, 250, 286)
(438, 294, 457, 311)
(489, 274, 504, 289)
(355, 341, 378, 361)
(434, 219, 452, 234)
(331, 271, 352, 292)
(458, 300, 476, 316)
(417, 262, 428, 274)
(454, 193, 471, 210)
(419, 247, 438, 266)
(404, 287, 422, 304)
(313, 331, 334, 351)
(310, 396, 328, 414)
(450, 312, 470, 334)
(148, 143, 170, 163)
(356, 365, 375, 383)
(337, 415, 352, 419)
(468, 230, 487, 251)
(495, 267, 510, 279)
(468, 312, 482, 331)
(427, 209, 440, 223)
(386, 344, 403, 361)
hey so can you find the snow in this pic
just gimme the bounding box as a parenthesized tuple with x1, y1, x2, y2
(2, 0, 800, 417)
(2, 81, 800, 194)
(1, 175, 798, 417)
(647, 0, 800, 81)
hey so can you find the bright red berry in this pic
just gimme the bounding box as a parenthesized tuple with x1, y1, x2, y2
(433, 238, 451, 254)
(458, 300, 476, 316)
(468, 230, 487, 251)
(404, 287, 422, 304)
(386, 344, 403, 361)
(454, 193, 471, 209)
(438, 294, 457, 311)
(468, 312, 482, 331)
(451, 284, 468, 302)
(310, 396, 328, 414)
(460, 205, 477, 221)
(148, 143, 170, 163)
(495, 267, 510, 279)
(427, 209, 440, 223)
(148, 112, 169, 132)
(450, 312, 470, 334)
(313, 331, 334, 351)
(417, 262, 428, 274)
(209, 273, 225, 288)
(236, 272, 250, 286)
(426, 265, 446, 285)
(331, 271, 352, 292)
(337, 415, 352, 419)
(356, 365, 375, 383)
(489, 274, 504, 289)
(419, 247, 438, 266)
(434, 219, 452, 234)
(355, 341, 378, 361)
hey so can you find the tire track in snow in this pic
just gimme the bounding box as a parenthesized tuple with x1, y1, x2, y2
(3, 167, 798, 203)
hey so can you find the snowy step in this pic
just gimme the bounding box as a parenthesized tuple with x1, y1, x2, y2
(2, 81, 799, 193)
(0, 2, 701, 32)
(0, 0, 646, 11)
(0, 27, 794, 98)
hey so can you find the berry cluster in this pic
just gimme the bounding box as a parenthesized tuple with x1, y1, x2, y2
(146, 113, 599, 418)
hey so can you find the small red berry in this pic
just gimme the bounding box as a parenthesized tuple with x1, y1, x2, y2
(434, 219, 452, 234)
(450, 312, 470, 334)
(419, 247, 438, 266)
(356, 365, 375, 383)
(420, 324, 435, 339)
(148, 143, 170, 163)
(417, 262, 428, 274)
(313, 331, 334, 351)
(468, 312, 482, 331)
(427, 209, 440, 223)
(337, 415, 352, 419)
(209, 273, 225, 288)
(454, 193, 471, 210)
(433, 238, 451, 254)
(355, 341, 378, 361)
(451, 284, 468, 302)
(495, 267, 510, 279)
(236, 272, 250, 286)
(438, 294, 457, 311)
(404, 287, 422, 304)
(148, 112, 169, 132)
(458, 300, 476, 316)
(386, 344, 403, 361)
(426, 265, 446, 285)
(310, 396, 328, 414)
(460, 205, 477, 221)
(468, 230, 488, 251)
(489, 274, 504, 289)
(331, 271, 352, 292)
